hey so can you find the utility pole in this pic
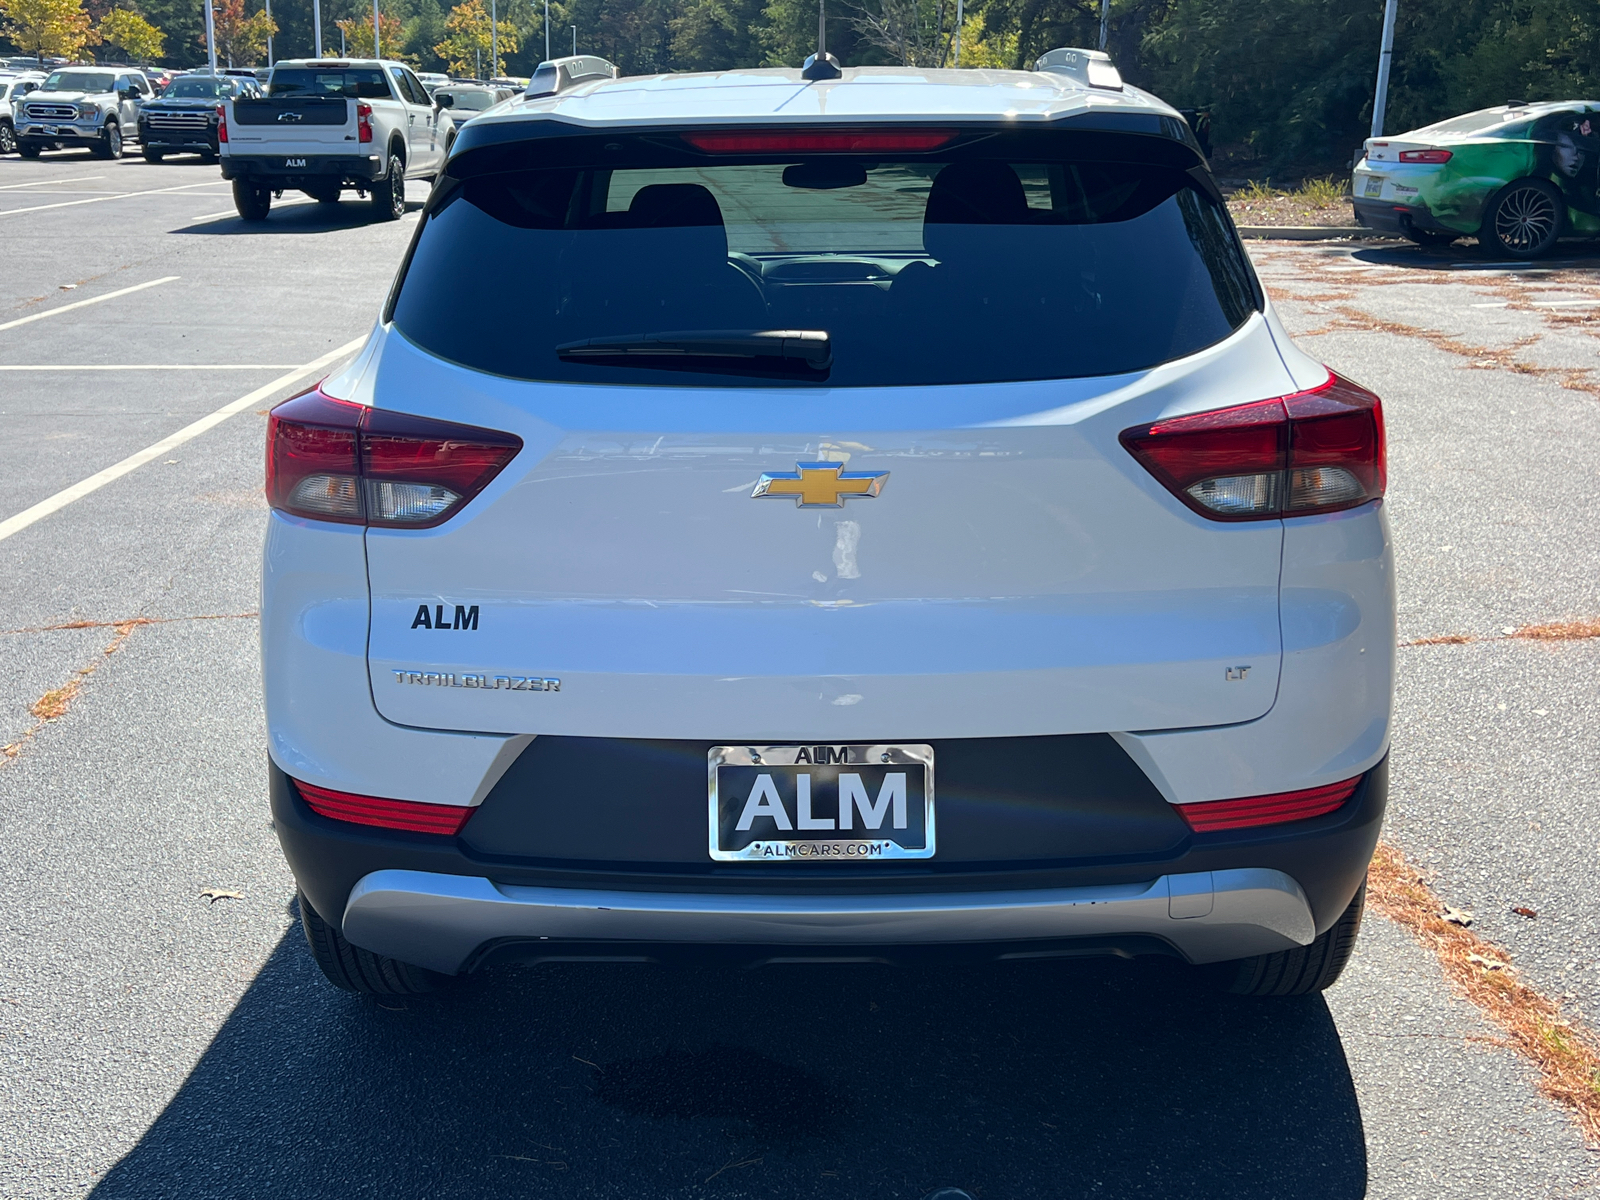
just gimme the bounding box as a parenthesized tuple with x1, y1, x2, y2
(571, 25, 577, 55)
(373, 0, 381, 57)
(1370, 0, 1398, 137)
(491, 0, 498, 77)
(1098, 0, 1109, 52)
(544, 0, 550, 60)
(205, 0, 218, 73)
(952, 0, 962, 66)
(313, 0, 322, 56)
(266, 0, 273, 65)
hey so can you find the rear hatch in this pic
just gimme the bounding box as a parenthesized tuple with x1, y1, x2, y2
(360, 125, 1292, 740)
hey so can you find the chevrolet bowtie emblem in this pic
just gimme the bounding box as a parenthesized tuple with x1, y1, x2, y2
(751, 462, 889, 508)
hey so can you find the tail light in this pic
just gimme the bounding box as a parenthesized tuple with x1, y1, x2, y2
(1398, 148, 1452, 163)
(296, 779, 475, 835)
(1176, 776, 1362, 833)
(216, 103, 227, 142)
(1119, 372, 1384, 521)
(357, 101, 373, 143)
(266, 386, 522, 528)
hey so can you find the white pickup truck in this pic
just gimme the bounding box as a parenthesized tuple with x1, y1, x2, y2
(220, 59, 446, 221)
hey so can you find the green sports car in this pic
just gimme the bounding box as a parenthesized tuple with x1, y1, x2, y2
(1351, 101, 1600, 257)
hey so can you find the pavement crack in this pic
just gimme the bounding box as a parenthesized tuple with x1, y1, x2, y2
(0, 612, 258, 637)
(1368, 841, 1600, 1146)
(1402, 618, 1600, 647)
(2, 620, 142, 763)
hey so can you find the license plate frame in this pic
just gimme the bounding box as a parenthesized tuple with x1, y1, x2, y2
(708, 743, 935, 862)
(1362, 175, 1385, 198)
(41, 125, 58, 136)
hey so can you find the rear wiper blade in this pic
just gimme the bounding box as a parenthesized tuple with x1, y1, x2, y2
(555, 330, 832, 375)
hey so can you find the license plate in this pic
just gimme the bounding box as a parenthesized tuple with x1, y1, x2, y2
(709, 744, 934, 861)
(42, 126, 57, 135)
(1363, 175, 1384, 198)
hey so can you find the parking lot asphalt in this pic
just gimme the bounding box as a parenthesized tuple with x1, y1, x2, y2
(1, 157, 1598, 1198)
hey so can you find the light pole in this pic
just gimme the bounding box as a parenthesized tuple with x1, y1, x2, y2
(313, 0, 322, 57)
(205, 0, 218, 73)
(1370, 0, 1399, 138)
(266, 0, 273, 65)
(570, 24, 576, 55)
(544, 0, 550, 60)
(372, 0, 381, 57)
(952, 0, 961, 66)
(490, 0, 497, 77)
(1098, 0, 1109, 52)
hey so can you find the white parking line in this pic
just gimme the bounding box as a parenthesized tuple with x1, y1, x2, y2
(0, 364, 300, 370)
(0, 335, 367, 546)
(0, 277, 179, 334)
(0, 175, 106, 191)
(0, 180, 227, 218)
(1531, 299, 1600, 308)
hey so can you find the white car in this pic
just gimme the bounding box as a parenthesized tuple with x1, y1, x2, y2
(263, 50, 1394, 998)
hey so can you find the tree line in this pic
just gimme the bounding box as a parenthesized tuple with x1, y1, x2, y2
(6, 0, 1598, 171)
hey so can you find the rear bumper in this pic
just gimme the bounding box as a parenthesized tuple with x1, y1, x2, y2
(343, 866, 1317, 975)
(220, 153, 385, 185)
(1351, 197, 1459, 236)
(272, 753, 1387, 973)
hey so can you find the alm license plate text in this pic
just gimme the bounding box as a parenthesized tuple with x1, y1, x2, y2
(709, 744, 934, 861)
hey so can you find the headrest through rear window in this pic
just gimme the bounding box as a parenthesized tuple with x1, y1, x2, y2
(626, 183, 725, 228)
(924, 162, 1030, 225)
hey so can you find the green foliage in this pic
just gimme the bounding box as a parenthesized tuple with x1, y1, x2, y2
(98, 7, 165, 59)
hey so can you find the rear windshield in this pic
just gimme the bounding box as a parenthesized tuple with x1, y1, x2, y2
(43, 70, 115, 93)
(167, 76, 236, 99)
(440, 90, 495, 111)
(269, 68, 390, 99)
(391, 131, 1258, 387)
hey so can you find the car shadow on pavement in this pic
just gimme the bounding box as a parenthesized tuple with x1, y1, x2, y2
(169, 199, 425, 235)
(89, 930, 1367, 1200)
(1344, 240, 1600, 271)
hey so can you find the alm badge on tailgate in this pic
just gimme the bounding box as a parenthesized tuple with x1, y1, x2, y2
(708, 744, 934, 861)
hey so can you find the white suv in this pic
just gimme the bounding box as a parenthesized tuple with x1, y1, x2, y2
(263, 50, 1394, 998)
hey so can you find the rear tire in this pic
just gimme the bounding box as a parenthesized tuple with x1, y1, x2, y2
(1220, 883, 1365, 996)
(232, 178, 271, 221)
(298, 890, 440, 995)
(0, 121, 16, 155)
(1481, 178, 1563, 258)
(18, 140, 41, 159)
(369, 152, 405, 221)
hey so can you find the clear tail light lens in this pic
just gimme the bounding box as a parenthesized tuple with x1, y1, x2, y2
(1398, 148, 1452, 163)
(216, 103, 227, 142)
(296, 779, 476, 835)
(357, 101, 373, 143)
(266, 386, 522, 528)
(1119, 373, 1384, 521)
(1176, 776, 1362, 833)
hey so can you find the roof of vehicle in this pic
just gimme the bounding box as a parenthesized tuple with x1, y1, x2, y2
(472, 64, 1181, 135)
(273, 58, 406, 69)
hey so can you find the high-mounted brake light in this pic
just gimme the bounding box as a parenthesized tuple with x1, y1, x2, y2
(683, 130, 956, 153)
(1176, 776, 1362, 833)
(357, 101, 373, 143)
(266, 386, 522, 528)
(296, 780, 476, 835)
(1398, 148, 1452, 164)
(216, 103, 227, 143)
(1119, 372, 1385, 521)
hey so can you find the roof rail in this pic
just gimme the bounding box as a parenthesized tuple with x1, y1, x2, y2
(524, 55, 619, 99)
(1034, 47, 1122, 92)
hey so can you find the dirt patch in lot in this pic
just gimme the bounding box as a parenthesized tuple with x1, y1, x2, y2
(1225, 180, 1353, 227)
(1368, 841, 1600, 1144)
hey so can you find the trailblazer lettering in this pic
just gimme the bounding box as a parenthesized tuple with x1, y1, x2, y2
(411, 603, 479, 630)
(392, 670, 559, 691)
(735, 772, 908, 831)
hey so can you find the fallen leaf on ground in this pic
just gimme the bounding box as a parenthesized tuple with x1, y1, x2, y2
(198, 888, 243, 903)
(1443, 906, 1474, 927)
(1468, 952, 1509, 972)
(1513, 906, 1538, 919)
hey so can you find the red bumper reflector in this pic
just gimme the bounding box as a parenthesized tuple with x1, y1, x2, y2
(1176, 777, 1362, 833)
(296, 780, 475, 835)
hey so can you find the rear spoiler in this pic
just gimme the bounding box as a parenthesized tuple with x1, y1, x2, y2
(524, 55, 619, 99)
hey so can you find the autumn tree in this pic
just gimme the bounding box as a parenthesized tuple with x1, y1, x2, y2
(433, 0, 515, 77)
(0, 0, 100, 62)
(98, 6, 164, 59)
(336, 8, 405, 58)
(208, 0, 274, 66)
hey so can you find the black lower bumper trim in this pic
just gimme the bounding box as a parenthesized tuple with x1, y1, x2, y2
(220, 154, 383, 183)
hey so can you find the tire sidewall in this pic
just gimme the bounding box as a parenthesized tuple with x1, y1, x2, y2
(0, 121, 15, 154)
(104, 120, 122, 158)
(388, 152, 405, 219)
(1484, 178, 1564, 258)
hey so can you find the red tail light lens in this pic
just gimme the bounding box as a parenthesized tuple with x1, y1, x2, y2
(1398, 148, 1452, 164)
(296, 780, 476, 835)
(216, 103, 227, 142)
(1176, 776, 1362, 833)
(357, 101, 373, 143)
(1119, 373, 1384, 521)
(266, 386, 522, 528)
(683, 130, 956, 153)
